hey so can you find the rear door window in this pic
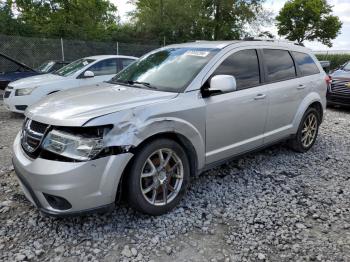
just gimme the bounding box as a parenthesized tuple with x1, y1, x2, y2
(213, 49, 260, 90)
(292, 52, 320, 76)
(118, 58, 135, 72)
(263, 49, 296, 82)
(88, 58, 118, 76)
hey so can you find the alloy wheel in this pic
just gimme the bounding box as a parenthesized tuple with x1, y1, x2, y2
(140, 148, 184, 206)
(301, 113, 318, 148)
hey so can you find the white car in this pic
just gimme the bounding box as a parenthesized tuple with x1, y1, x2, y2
(3, 55, 137, 113)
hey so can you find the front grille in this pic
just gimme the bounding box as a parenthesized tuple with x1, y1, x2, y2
(21, 119, 50, 157)
(30, 120, 48, 134)
(331, 79, 350, 96)
(0, 81, 10, 89)
(3, 91, 10, 98)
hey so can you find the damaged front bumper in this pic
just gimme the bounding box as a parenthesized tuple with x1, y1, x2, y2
(12, 133, 133, 216)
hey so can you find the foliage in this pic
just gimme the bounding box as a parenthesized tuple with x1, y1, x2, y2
(0, 0, 33, 35)
(315, 54, 350, 70)
(131, 0, 267, 44)
(1, 0, 118, 40)
(276, 0, 342, 47)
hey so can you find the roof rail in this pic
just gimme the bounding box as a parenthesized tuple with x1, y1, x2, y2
(242, 37, 304, 46)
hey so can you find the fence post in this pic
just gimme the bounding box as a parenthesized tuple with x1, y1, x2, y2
(117, 42, 119, 55)
(60, 38, 65, 61)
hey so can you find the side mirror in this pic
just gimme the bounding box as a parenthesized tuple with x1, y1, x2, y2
(203, 75, 236, 97)
(83, 70, 94, 78)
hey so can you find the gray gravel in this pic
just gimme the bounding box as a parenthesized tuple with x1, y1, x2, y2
(0, 100, 350, 262)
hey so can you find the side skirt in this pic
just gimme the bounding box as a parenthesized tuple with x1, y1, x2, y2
(197, 135, 294, 175)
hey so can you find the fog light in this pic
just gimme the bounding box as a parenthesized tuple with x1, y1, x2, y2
(43, 193, 72, 210)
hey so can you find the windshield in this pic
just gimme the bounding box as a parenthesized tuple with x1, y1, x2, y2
(37, 61, 55, 73)
(54, 58, 94, 77)
(111, 47, 219, 92)
(343, 62, 350, 71)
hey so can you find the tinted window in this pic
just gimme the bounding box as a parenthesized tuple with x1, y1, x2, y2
(264, 49, 296, 82)
(342, 62, 350, 71)
(88, 58, 117, 76)
(120, 59, 135, 69)
(214, 49, 260, 90)
(292, 52, 319, 76)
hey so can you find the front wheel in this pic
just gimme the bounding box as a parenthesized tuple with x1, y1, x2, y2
(289, 107, 320, 152)
(126, 138, 190, 215)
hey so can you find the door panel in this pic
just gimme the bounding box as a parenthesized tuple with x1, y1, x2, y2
(79, 74, 115, 86)
(205, 49, 268, 164)
(261, 49, 302, 143)
(263, 78, 306, 143)
(205, 86, 268, 163)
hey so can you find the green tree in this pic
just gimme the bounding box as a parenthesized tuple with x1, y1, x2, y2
(14, 0, 118, 40)
(276, 0, 342, 47)
(132, 0, 267, 44)
(0, 0, 32, 35)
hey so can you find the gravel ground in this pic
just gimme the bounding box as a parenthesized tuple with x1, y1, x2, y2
(0, 100, 350, 262)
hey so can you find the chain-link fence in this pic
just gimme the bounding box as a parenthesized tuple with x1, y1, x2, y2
(0, 34, 161, 68)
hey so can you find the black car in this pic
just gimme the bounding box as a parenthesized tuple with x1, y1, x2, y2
(327, 61, 350, 107)
(0, 53, 69, 89)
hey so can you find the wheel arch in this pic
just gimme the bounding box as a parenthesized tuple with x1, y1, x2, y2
(308, 101, 323, 122)
(292, 93, 325, 134)
(115, 131, 200, 203)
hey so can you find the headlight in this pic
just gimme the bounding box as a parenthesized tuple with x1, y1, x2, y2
(15, 87, 36, 96)
(42, 128, 110, 161)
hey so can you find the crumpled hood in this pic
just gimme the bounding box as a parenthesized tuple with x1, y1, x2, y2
(8, 73, 64, 88)
(0, 71, 40, 82)
(26, 82, 178, 126)
(331, 70, 350, 80)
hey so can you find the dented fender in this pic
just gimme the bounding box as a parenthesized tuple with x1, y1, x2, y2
(84, 109, 206, 170)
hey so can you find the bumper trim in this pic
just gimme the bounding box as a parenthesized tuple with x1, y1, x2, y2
(12, 158, 115, 217)
(327, 94, 350, 107)
(39, 203, 115, 217)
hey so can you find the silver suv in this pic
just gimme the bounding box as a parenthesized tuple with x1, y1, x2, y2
(13, 40, 327, 216)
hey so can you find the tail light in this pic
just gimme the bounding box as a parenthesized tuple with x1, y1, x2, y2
(325, 75, 332, 85)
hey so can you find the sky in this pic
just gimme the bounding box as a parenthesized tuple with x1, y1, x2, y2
(112, 0, 350, 51)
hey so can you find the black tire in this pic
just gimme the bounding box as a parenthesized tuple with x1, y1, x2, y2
(289, 107, 320, 153)
(126, 138, 190, 215)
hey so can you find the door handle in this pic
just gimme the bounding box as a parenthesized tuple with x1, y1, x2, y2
(254, 94, 266, 100)
(297, 84, 306, 90)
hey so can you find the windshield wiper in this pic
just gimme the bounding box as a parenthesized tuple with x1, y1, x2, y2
(127, 80, 158, 89)
(109, 79, 158, 89)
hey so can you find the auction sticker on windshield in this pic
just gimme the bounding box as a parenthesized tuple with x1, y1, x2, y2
(184, 50, 210, 57)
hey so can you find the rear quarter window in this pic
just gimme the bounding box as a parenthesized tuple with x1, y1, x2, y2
(292, 52, 320, 76)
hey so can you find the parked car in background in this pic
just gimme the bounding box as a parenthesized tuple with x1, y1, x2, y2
(0, 53, 69, 89)
(327, 61, 350, 107)
(12, 40, 327, 216)
(3, 55, 137, 113)
(36, 60, 70, 74)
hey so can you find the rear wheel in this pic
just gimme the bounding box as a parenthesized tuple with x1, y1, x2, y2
(289, 107, 320, 152)
(126, 138, 190, 215)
